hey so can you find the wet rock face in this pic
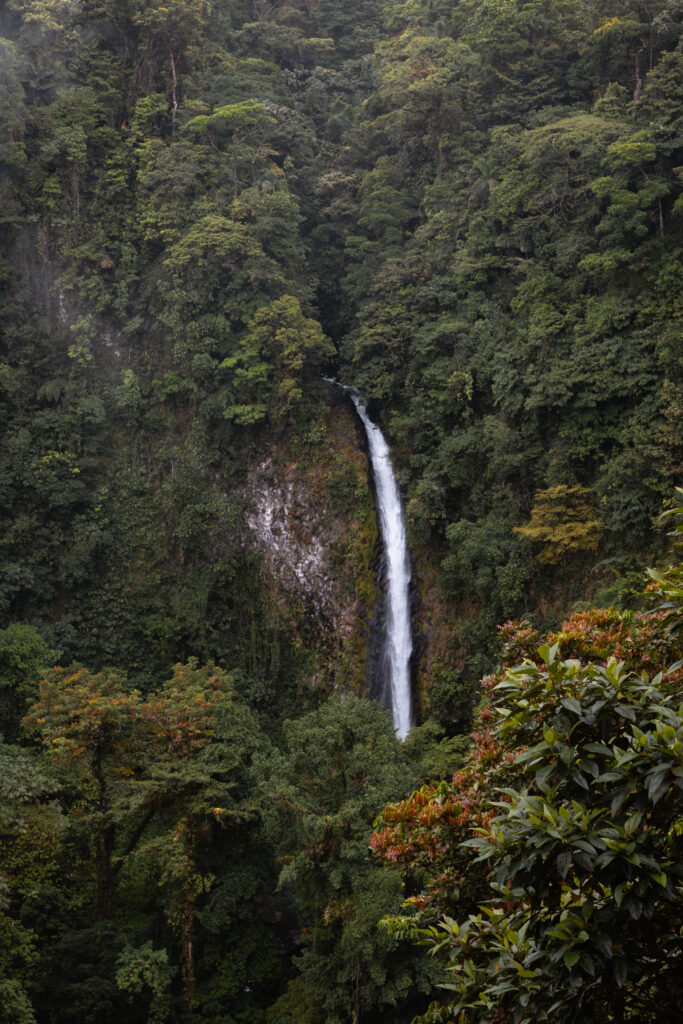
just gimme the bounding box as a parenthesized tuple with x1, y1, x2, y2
(245, 457, 346, 633)
(242, 396, 381, 692)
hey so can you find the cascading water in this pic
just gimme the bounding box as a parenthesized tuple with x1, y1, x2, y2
(349, 391, 414, 740)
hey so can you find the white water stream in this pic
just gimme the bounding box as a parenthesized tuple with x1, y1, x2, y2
(349, 391, 414, 740)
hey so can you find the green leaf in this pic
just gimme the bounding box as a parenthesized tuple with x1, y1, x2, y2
(556, 851, 573, 878)
(614, 958, 628, 987)
(647, 768, 671, 804)
(611, 786, 631, 816)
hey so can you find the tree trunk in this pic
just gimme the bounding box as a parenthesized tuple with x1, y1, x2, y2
(93, 741, 115, 920)
(71, 165, 80, 226)
(633, 45, 644, 102)
(184, 824, 196, 1014)
(170, 51, 178, 137)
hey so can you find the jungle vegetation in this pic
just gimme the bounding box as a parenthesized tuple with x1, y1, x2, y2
(0, 0, 681, 1020)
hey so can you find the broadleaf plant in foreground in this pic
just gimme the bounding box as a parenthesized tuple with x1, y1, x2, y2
(374, 497, 683, 1024)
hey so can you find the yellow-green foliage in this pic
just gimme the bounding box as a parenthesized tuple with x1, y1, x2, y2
(514, 485, 603, 565)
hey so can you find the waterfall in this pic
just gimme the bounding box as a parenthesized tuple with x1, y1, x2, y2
(349, 392, 414, 740)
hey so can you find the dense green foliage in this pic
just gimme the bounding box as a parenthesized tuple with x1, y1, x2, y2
(1, 0, 680, 689)
(0, 0, 681, 1020)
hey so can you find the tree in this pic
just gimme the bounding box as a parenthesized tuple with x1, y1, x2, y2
(185, 101, 277, 198)
(163, 213, 284, 363)
(0, 624, 57, 741)
(20, 660, 263, 1015)
(223, 294, 334, 425)
(0, 877, 37, 1024)
(131, 0, 212, 134)
(258, 695, 436, 1023)
(514, 484, 603, 565)
(404, 650, 683, 1024)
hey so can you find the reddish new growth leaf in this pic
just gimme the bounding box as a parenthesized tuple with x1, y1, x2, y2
(370, 678, 509, 913)
(549, 604, 681, 683)
(501, 600, 681, 685)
